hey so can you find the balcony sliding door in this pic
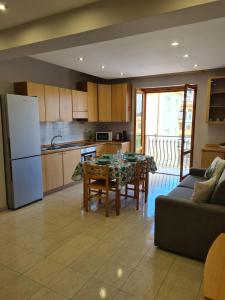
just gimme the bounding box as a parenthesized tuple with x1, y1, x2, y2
(135, 85, 197, 179)
(180, 84, 197, 180)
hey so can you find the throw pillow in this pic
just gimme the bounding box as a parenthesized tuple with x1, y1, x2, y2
(204, 157, 225, 180)
(192, 177, 217, 203)
(210, 168, 225, 206)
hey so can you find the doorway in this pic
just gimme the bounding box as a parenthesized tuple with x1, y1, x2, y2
(134, 85, 197, 180)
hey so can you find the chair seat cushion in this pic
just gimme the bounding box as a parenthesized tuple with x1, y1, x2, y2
(90, 179, 117, 188)
(178, 175, 207, 189)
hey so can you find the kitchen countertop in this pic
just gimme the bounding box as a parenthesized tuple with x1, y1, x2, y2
(202, 144, 225, 153)
(41, 140, 131, 155)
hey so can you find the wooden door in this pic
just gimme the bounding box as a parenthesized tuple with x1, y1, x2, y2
(87, 82, 98, 122)
(45, 85, 60, 121)
(42, 153, 63, 192)
(180, 84, 197, 180)
(59, 88, 72, 122)
(98, 84, 112, 122)
(63, 149, 81, 185)
(134, 91, 145, 153)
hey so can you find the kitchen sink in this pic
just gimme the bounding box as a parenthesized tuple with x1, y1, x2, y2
(42, 143, 87, 151)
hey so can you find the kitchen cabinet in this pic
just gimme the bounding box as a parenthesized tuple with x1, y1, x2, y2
(87, 82, 98, 122)
(112, 84, 132, 122)
(98, 84, 112, 122)
(42, 152, 63, 192)
(121, 141, 131, 152)
(96, 144, 106, 156)
(201, 145, 225, 168)
(72, 90, 88, 119)
(59, 88, 72, 122)
(45, 85, 60, 122)
(14, 81, 46, 122)
(63, 149, 81, 185)
(105, 142, 131, 154)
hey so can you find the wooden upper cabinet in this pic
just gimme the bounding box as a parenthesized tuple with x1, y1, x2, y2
(87, 82, 98, 122)
(98, 84, 112, 122)
(112, 83, 132, 122)
(45, 85, 60, 122)
(14, 81, 46, 122)
(72, 90, 88, 119)
(59, 88, 72, 122)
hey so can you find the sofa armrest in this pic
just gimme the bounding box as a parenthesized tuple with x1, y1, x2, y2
(154, 195, 225, 261)
(189, 168, 206, 177)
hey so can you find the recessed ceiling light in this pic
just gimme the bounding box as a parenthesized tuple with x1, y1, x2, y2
(120, 72, 124, 76)
(171, 41, 179, 47)
(183, 54, 190, 58)
(77, 57, 83, 62)
(0, 3, 7, 11)
(194, 64, 199, 68)
(101, 65, 105, 69)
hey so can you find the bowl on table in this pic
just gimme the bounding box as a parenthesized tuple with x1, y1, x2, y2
(96, 158, 111, 165)
(101, 154, 113, 160)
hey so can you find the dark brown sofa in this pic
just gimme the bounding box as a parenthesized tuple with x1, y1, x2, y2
(154, 168, 225, 261)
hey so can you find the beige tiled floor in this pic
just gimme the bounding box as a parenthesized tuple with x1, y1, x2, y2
(0, 177, 204, 299)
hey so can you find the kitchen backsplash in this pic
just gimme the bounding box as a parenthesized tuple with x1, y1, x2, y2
(40, 121, 131, 145)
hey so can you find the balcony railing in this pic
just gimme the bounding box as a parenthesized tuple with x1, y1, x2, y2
(142, 135, 191, 175)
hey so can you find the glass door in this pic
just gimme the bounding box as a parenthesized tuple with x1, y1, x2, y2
(180, 84, 197, 180)
(135, 91, 145, 153)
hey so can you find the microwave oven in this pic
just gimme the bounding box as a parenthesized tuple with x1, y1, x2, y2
(96, 132, 113, 141)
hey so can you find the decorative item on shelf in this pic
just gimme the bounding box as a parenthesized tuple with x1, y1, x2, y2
(84, 129, 95, 141)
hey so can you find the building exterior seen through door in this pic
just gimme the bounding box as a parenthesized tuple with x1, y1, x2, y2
(135, 85, 197, 179)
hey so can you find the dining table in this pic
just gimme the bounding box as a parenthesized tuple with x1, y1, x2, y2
(72, 153, 157, 187)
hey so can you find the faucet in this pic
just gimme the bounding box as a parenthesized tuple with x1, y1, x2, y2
(50, 135, 62, 149)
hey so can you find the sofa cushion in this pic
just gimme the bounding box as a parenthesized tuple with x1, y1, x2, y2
(204, 157, 225, 180)
(178, 175, 207, 189)
(210, 169, 225, 206)
(168, 187, 193, 201)
(191, 177, 217, 203)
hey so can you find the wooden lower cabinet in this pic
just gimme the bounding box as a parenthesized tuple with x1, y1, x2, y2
(63, 149, 81, 185)
(121, 142, 131, 153)
(42, 152, 63, 192)
(105, 142, 131, 154)
(201, 146, 225, 168)
(96, 144, 106, 156)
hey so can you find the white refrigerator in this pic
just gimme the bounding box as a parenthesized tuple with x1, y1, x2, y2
(1, 94, 43, 209)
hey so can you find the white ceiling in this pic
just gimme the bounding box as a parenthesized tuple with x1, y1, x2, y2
(32, 17, 225, 79)
(0, 0, 100, 30)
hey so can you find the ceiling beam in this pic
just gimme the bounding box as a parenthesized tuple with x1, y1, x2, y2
(0, 0, 223, 61)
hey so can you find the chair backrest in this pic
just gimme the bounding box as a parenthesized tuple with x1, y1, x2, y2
(84, 163, 109, 181)
(136, 160, 148, 180)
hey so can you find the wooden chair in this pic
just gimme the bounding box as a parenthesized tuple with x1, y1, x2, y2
(124, 160, 149, 210)
(83, 163, 120, 217)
